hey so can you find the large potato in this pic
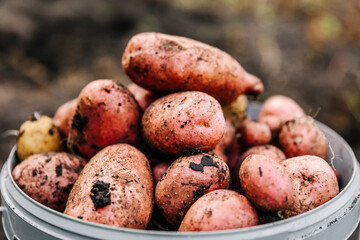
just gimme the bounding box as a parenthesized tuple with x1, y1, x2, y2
(155, 152, 230, 226)
(122, 32, 263, 105)
(281, 155, 339, 218)
(142, 91, 226, 155)
(178, 190, 258, 231)
(16, 114, 62, 161)
(12, 152, 86, 212)
(67, 79, 141, 159)
(64, 144, 153, 229)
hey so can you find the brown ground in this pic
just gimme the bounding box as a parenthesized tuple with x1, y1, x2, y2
(0, 0, 359, 239)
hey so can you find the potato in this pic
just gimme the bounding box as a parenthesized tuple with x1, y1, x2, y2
(16, 114, 62, 161)
(178, 189, 258, 232)
(12, 152, 86, 212)
(155, 152, 230, 226)
(222, 94, 248, 130)
(210, 119, 236, 164)
(239, 154, 294, 211)
(64, 144, 154, 229)
(53, 98, 77, 138)
(241, 121, 272, 147)
(122, 32, 263, 105)
(127, 83, 158, 112)
(152, 162, 170, 184)
(281, 155, 339, 218)
(142, 91, 226, 155)
(258, 95, 305, 133)
(278, 116, 329, 159)
(67, 79, 141, 159)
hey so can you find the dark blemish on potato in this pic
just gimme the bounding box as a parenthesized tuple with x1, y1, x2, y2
(180, 149, 202, 157)
(32, 169, 37, 177)
(90, 144, 101, 151)
(90, 180, 111, 210)
(43, 175, 48, 180)
(259, 167, 263, 177)
(56, 164, 62, 177)
(116, 82, 125, 88)
(162, 40, 184, 51)
(62, 184, 74, 193)
(40, 182, 46, 186)
(180, 125, 184, 128)
(101, 87, 111, 93)
(112, 175, 119, 179)
(55, 182, 60, 190)
(206, 209, 213, 218)
(167, 104, 171, 108)
(78, 216, 83, 219)
(45, 157, 52, 163)
(118, 103, 122, 107)
(193, 183, 213, 199)
(48, 128, 54, 135)
(301, 173, 315, 183)
(190, 155, 219, 172)
(98, 102, 106, 107)
(71, 111, 88, 131)
(164, 121, 167, 127)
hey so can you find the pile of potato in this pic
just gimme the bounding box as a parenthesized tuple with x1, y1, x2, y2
(13, 32, 340, 232)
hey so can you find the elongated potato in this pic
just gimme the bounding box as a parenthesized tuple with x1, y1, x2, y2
(64, 144, 153, 229)
(155, 152, 230, 226)
(142, 91, 226, 155)
(178, 190, 258, 231)
(122, 32, 263, 105)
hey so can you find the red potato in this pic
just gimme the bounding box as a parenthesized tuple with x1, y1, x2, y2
(239, 154, 294, 211)
(67, 79, 141, 159)
(152, 162, 170, 184)
(155, 152, 230, 226)
(258, 95, 305, 133)
(281, 155, 339, 218)
(178, 190, 258, 232)
(210, 119, 236, 164)
(65, 144, 154, 229)
(278, 116, 329, 159)
(241, 121, 272, 147)
(142, 91, 226, 155)
(12, 152, 86, 212)
(122, 32, 263, 105)
(127, 83, 158, 112)
(53, 98, 77, 138)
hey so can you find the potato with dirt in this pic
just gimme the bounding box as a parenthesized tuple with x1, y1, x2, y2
(278, 116, 329, 159)
(53, 98, 77, 138)
(142, 91, 226, 155)
(16, 114, 62, 161)
(12, 152, 86, 212)
(65, 144, 154, 229)
(155, 151, 230, 226)
(122, 32, 263, 105)
(239, 154, 294, 212)
(178, 189, 258, 232)
(281, 155, 339, 218)
(67, 79, 141, 159)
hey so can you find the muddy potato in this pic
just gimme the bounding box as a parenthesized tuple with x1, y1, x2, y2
(155, 152, 230, 226)
(281, 155, 339, 218)
(16, 114, 62, 161)
(64, 144, 153, 229)
(53, 98, 77, 138)
(142, 91, 226, 155)
(12, 152, 86, 212)
(178, 189, 258, 231)
(122, 32, 263, 105)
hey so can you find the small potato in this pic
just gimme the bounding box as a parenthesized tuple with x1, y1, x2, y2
(222, 94, 248, 130)
(68, 79, 141, 159)
(16, 114, 62, 161)
(122, 32, 263, 105)
(239, 154, 294, 211)
(12, 152, 86, 212)
(127, 83, 158, 112)
(178, 189, 258, 232)
(65, 144, 154, 229)
(152, 162, 170, 184)
(155, 152, 230, 226)
(241, 121, 272, 147)
(142, 91, 226, 155)
(278, 116, 329, 159)
(281, 155, 339, 218)
(53, 98, 77, 138)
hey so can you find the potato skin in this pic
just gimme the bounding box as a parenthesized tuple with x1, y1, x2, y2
(17, 115, 62, 161)
(142, 91, 226, 155)
(178, 190, 258, 232)
(239, 154, 294, 211)
(64, 144, 154, 229)
(278, 116, 329, 159)
(12, 152, 86, 212)
(241, 121, 272, 147)
(155, 153, 230, 226)
(152, 162, 170, 184)
(68, 79, 141, 159)
(281, 155, 339, 218)
(127, 83, 158, 112)
(53, 98, 77, 138)
(122, 32, 263, 105)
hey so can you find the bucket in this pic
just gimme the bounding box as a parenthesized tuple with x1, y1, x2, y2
(1, 102, 360, 240)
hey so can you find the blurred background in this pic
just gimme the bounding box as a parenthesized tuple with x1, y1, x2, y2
(0, 0, 359, 238)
